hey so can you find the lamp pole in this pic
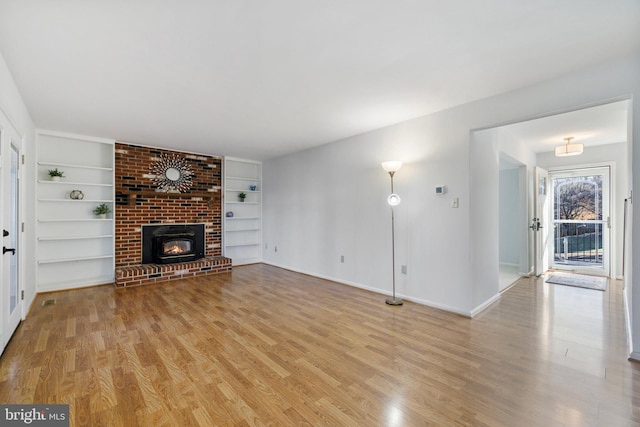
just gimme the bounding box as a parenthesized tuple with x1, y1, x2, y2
(382, 161, 403, 306)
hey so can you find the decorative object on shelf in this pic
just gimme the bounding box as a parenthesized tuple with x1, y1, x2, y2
(149, 154, 194, 193)
(226, 211, 234, 217)
(92, 203, 112, 219)
(69, 190, 84, 200)
(555, 136, 583, 157)
(48, 168, 65, 181)
(381, 160, 403, 306)
(249, 185, 257, 191)
(238, 192, 247, 202)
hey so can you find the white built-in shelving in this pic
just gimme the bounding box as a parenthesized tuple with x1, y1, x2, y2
(224, 158, 262, 265)
(36, 130, 115, 291)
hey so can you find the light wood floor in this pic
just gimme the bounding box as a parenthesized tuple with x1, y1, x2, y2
(1, 264, 638, 426)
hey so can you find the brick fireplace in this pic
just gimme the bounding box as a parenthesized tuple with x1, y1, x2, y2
(114, 142, 231, 287)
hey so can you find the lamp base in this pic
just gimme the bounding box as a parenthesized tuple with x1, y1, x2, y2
(385, 298, 404, 306)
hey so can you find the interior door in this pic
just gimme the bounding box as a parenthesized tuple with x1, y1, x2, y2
(533, 167, 550, 276)
(1, 133, 21, 353)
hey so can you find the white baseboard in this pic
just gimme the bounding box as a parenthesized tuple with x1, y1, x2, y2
(399, 294, 474, 317)
(499, 262, 519, 268)
(623, 287, 635, 360)
(262, 261, 493, 318)
(470, 293, 501, 317)
(262, 261, 387, 295)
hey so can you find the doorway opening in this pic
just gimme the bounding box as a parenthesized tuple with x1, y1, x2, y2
(499, 154, 528, 291)
(469, 98, 630, 314)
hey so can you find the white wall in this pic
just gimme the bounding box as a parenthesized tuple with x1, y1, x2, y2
(499, 167, 520, 266)
(0, 51, 36, 314)
(537, 142, 629, 278)
(263, 54, 640, 358)
(470, 125, 537, 309)
(264, 108, 474, 315)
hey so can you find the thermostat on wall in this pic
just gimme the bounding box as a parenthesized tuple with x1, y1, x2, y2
(435, 185, 447, 195)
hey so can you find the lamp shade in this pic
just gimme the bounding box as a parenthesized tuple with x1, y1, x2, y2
(554, 137, 583, 157)
(555, 143, 584, 156)
(381, 161, 402, 173)
(387, 193, 401, 206)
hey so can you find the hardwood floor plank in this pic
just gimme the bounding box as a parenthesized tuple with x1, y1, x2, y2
(96, 366, 118, 411)
(74, 394, 91, 427)
(0, 265, 639, 425)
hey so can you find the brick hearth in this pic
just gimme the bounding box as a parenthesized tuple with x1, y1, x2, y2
(114, 142, 231, 287)
(115, 256, 231, 287)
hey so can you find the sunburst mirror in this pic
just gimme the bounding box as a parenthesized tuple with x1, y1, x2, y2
(149, 154, 194, 193)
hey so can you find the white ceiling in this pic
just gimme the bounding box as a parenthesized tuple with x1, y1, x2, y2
(501, 100, 630, 154)
(0, 1, 638, 160)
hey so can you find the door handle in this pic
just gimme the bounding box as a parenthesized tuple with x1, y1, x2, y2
(3, 247, 15, 255)
(529, 218, 542, 231)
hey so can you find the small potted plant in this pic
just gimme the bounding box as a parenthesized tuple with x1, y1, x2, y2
(238, 192, 247, 202)
(48, 168, 65, 181)
(93, 203, 112, 219)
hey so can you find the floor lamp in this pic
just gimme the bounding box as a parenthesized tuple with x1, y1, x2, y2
(381, 161, 403, 306)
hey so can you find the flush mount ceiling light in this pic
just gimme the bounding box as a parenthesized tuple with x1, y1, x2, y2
(555, 137, 583, 157)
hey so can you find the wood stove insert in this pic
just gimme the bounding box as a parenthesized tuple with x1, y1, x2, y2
(142, 224, 205, 264)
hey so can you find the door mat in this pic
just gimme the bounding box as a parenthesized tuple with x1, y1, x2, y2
(545, 273, 607, 291)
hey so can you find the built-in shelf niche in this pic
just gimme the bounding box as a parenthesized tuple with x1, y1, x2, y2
(224, 158, 262, 265)
(36, 130, 115, 291)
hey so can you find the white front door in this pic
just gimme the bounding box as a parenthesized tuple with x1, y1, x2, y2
(1, 132, 22, 353)
(533, 167, 550, 276)
(550, 167, 610, 277)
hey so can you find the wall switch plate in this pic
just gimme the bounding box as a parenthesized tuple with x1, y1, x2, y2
(340, 255, 344, 263)
(401, 265, 407, 274)
(452, 198, 459, 208)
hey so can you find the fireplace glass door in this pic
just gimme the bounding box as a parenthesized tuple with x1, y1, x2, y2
(162, 239, 193, 256)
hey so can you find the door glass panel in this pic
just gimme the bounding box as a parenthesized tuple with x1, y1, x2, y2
(553, 175, 602, 220)
(9, 145, 18, 313)
(552, 174, 604, 268)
